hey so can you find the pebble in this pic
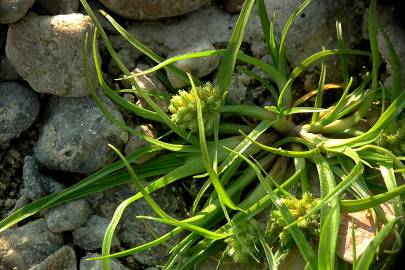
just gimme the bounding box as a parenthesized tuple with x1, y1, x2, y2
(166, 40, 220, 89)
(0, 56, 21, 81)
(125, 124, 158, 164)
(29, 246, 77, 270)
(100, 0, 211, 20)
(34, 95, 128, 174)
(73, 215, 120, 251)
(0, 219, 63, 269)
(0, 0, 35, 24)
(23, 156, 54, 200)
(0, 82, 39, 146)
(224, 0, 245, 14)
(44, 199, 91, 233)
(79, 253, 130, 270)
(6, 13, 98, 97)
(36, 0, 80, 15)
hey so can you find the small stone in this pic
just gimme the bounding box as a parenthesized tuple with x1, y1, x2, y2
(0, 56, 21, 81)
(73, 215, 120, 251)
(44, 199, 91, 232)
(125, 124, 158, 164)
(23, 156, 52, 200)
(278, 245, 307, 270)
(35, 95, 128, 174)
(0, 82, 39, 145)
(0, 219, 63, 269)
(6, 13, 98, 97)
(337, 203, 395, 263)
(4, 198, 16, 209)
(166, 40, 220, 89)
(224, 0, 244, 14)
(36, 0, 79, 15)
(0, 0, 35, 24)
(225, 69, 251, 105)
(125, 64, 169, 112)
(79, 253, 130, 270)
(100, 0, 211, 20)
(107, 48, 139, 76)
(29, 246, 77, 270)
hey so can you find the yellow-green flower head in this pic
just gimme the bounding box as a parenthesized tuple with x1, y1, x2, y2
(169, 82, 222, 134)
(271, 192, 319, 249)
(377, 117, 405, 156)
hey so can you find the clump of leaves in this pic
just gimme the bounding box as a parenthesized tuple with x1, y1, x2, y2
(377, 117, 405, 156)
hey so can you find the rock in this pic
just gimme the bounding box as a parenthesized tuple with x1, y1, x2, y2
(166, 40, 220, 89)
(224, 0, 244, 14)
(73, 215, 120, 251)
(0, 0, 35, 24)
(0, 219, 63, 269)
(29, 246, 77, 270)
(44, 199, 91, 232)
(125, 124, 158, 164)
(121, 64, 169, 112)
(118, 188, 185, 266)
(34, 95, 128, 174)
(225, 68, 252, 104)
(97, 184, 185, 266)
(79, 253, 130, 270)
(107, 47, 139, 76)
(6, 13, 98, 97)
(0, 82, 39, 145)
(100, 0, 211, 20)
(377, 4, 405, 86)
(0, 56, 21, 81)
(23, 156, 56, 200)
(36, 0, 80, 15)
(278, 246, 307, 270)
(337, 203, 396, 263)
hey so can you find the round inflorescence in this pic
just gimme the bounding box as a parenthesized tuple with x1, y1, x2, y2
(169, 82, 222, 134)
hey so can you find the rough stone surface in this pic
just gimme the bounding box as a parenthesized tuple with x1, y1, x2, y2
(166, 40, 220, 89)
(100, 0, 211, 20)
(224, 0, 244, 14)
(44, 199, 91, 233)
(0, 56, 21, 81)
(80, 253, 130, 270)
(29, 246, 77, 270)
(23, 156, 60, 200)
(125, 124, 158, 164)
(278, 246, 307, 270)
(34, 95, 128, 174)
(225, 69, 252, 104)
(98, 184, 185, 266)
(107, 47, 139, 76)
(377, 4, 405, 84)
(0, 0, 35, 24)
(36, 0, 80, 15)
(6, 13, 98, 97)
(0, 219, 63, 269)
(0, 82, 39, 145)
(73, 215, 120, 251)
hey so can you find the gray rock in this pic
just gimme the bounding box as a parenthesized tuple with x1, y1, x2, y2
(224, 0, 244, 14)
(125, 124, 158, 164)
(44, 199, 91, 232)
(6, 13, 98, 97)
(116, 186, 185, 266)
(0, 0, 35, 24)
(36, 0, 80, 15)
(97, 185, 185, 266)
(107, 47, 139, 76)
(0, 82, 39, 145)
(73, 215, 120, 251)
(225, 69, 252, 105)
(80, 253, 130, 270)
(377, 4, 405, 86)
(34, 95, 128, 174)
(23, 156, 53, 200)
(29, 246, 77, 270)
(166, 40, 220, 89)
(0, 219, 63, 269)
(0, 56, 21, 81)
(100, 0, 211, 20)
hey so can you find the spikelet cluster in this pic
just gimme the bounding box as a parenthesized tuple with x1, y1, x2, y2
(225, 219, 260, 264)
(377, 117, 405, 156)
(168, 82, 222, 134)
(271, 192, 319, 249)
